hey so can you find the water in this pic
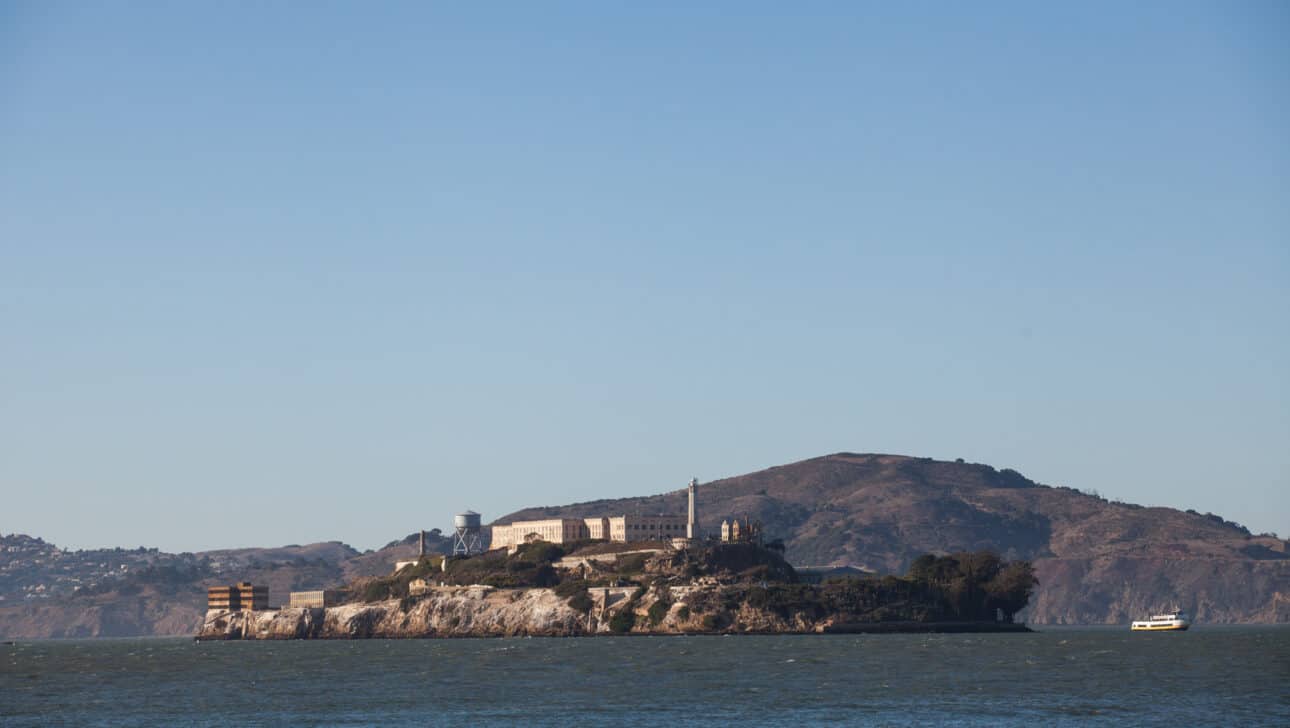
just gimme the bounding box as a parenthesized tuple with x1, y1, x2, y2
(3, 627, 1288, 726)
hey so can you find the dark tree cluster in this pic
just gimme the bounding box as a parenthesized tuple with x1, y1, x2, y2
(901, 551, 1037, 622)
(687, 550, 1037, 626)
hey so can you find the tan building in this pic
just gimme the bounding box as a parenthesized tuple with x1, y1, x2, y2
(491, 514, 688, 550)
(489, 478, 700, 551)
(207, 582, 269, 611)
(720, 516, 762, 544)
(287, 590, 342, 608)
(490, 518, 587, 550)
(584, 517, 610, 540)
(608, 515, 687, 542)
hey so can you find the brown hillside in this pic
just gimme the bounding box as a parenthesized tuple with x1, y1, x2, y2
(0, 537, 438, 639)
(498, 453, 1290, 624)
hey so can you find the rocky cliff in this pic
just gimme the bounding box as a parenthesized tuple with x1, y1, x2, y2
(196, 584, 1027, 640)
(200, 587, 590, 639)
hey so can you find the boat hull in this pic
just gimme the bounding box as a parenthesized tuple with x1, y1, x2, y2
(1131, 622, 1189, 631)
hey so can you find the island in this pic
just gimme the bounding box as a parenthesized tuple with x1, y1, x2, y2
(196, 542, 1035, 639)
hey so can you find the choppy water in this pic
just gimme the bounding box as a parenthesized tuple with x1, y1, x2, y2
(3, 627, 1288, 726)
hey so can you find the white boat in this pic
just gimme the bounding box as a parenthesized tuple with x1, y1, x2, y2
(1131, 610, 1190, 631)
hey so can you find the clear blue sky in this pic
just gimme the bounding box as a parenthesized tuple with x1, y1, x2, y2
(2, 2, 1287, 552)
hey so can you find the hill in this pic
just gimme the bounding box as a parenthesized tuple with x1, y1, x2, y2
(5, 452, 1287, 636)
(498, 453, 1290, 624)
(0, 532, 451, 639)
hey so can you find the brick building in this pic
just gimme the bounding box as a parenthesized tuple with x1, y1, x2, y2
(207, 582, 269, 611)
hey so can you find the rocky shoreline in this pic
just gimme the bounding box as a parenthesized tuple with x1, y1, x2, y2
(196, 584, 1030, 640)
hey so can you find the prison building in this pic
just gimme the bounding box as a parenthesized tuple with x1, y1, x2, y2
(490, 514, 689, 551)
(489, 518, 586, 550)
(584, 517, 610, 540)
(207, 582, 269, 611)
(608, 515, 688, 542)
(287, 590, 343, 608)
(488, 479, 699, 551)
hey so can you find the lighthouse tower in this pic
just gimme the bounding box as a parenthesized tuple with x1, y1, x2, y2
(687, 478, 699, 540)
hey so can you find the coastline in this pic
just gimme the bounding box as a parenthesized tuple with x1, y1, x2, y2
(195, 545, 1041, 641)
(194, 588, 1032, 641)
(194, 620, 1031, 640)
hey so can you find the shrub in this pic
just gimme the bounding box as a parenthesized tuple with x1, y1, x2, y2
(684, 588, 723, 615)
(481, 573, 521, 588)
(568, 591, 593, 613)
(533, 564, 559, 587)
(647, 600, 670, 626)
(697, 543, 798, 583)
(676, 605, 690, 621)
(617, 554, 649, 575)
(516, 542, 566, 564)
(557, 579, 594, 612)
(609, 609, 636, 634)
(701, 613, 727, 631)
(363, 580, 392, 602)
(441, 549, 564, 589)
(555, 579, 587, 598)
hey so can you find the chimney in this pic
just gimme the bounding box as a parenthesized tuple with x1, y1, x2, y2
(419, 530, 426, 558)
(687, 478, 698, 540)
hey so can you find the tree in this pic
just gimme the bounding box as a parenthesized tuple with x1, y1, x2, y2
(984, 561, 1038, 622)
(648, 598, 671, 626)
(609, 609, 636, 634)
(908, 554, 940, 584)
(907, 551, 1024, 620)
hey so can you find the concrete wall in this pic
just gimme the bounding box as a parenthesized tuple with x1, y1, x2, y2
(555, 547, 668, 570)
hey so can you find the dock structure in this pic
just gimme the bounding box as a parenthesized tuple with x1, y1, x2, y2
(207, 582, 268, 611)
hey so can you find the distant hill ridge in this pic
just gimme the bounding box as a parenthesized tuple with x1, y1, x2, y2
(2, 452, 1287, 638)
(0, 532, 450, 639)
(499, 453, 1290, 624)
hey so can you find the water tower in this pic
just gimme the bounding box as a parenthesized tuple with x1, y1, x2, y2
(453, 511, 484, 556)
